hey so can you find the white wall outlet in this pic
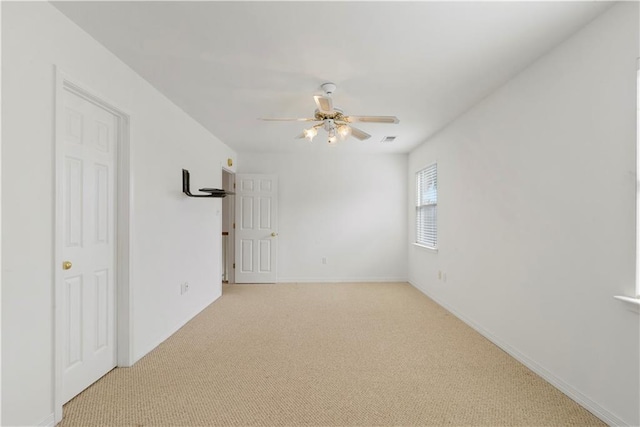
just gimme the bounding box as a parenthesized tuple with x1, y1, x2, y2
(322, 257, 327, 265)
(438, 270, 442, 280)
(180, 282, 190, 295)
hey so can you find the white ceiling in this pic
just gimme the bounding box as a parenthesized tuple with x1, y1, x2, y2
(53, 1, 611, 154)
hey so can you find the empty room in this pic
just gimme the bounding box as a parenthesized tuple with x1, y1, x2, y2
(2, 1, 639, 426)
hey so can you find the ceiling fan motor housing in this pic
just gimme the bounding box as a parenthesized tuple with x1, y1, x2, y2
(321, 82, 337, 96)
(323, 119, 336, 131)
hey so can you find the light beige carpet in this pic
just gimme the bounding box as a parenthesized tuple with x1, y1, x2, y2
(61, 282, 603, 426)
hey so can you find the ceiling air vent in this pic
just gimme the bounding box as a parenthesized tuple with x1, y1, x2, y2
(381, 136, 397, 143)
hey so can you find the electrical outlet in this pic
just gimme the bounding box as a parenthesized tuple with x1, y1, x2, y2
(438, 270, 442, 280)
(180, 282, 190, 295)
(322, 257, 327, 265)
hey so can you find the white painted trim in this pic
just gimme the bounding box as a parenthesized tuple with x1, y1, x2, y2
(408, 280, 628, 427)
(37, 413, 55, 427)
(412, 243, 438, 253)
(614, 295, 640, 314)
(221, 163, 235, 174)
(0, 2, 3, 425)
(275, 277, 409, 283)
(115, 105, 133, 368)
(53, 67, 133, 423)
(53, 66, 64, 425)
(614, 295, 640, 306)
(636, 59, 640, 298)
(134, 292, 221, 363)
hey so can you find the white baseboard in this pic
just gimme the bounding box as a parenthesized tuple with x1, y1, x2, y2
(132, 290, 222, 364)
(276, 277, 408, 283)
(408, 280, 628, 427)
(38, 413, 55, 427)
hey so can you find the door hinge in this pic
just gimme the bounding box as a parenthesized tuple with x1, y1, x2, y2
(233, 263, 235, 269)
(234, 182, 236, 189)
(233, 223, 236, 229)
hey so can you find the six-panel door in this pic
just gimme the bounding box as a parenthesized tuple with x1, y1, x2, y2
(61, 89, 117, 403)
(234, 174, 278, 283)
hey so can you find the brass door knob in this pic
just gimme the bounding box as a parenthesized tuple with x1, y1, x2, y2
(62, 261, 73, 270)
(271, 232, 278, 237)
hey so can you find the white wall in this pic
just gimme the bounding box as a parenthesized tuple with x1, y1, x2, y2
(408, 4, 639, 425)
(1, 3, 236, 425)
(239, 152, 407, 283)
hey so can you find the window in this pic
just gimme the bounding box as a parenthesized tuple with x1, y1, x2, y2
(416, 163, 437, 249)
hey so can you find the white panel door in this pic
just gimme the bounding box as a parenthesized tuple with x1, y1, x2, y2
(61, 89, 117, 403)
(235, 174, 278, 283)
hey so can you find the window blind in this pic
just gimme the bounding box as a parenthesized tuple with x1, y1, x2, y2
(416, 164, 437, 248)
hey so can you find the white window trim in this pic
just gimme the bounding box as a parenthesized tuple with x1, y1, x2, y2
(413, 242, 438, 253)
(415, 163, 438, 250)
(636, 62, 640, 298)
(615, 60, 640, 311)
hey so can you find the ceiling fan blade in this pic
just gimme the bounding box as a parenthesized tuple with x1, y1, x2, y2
(349, 126, 371, 141)
(259, 117, 319, 122)
(344, 115, 399, 124)
(313, 95, 334, 114)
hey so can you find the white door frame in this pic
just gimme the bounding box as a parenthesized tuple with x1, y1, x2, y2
(53, 68, 133, 423)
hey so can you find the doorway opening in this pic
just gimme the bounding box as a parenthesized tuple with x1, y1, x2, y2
(222, 169, 235, 286)
(53, 69, 131, 424)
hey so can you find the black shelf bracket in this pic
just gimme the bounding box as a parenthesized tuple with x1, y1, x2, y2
(182, 169, 233, 198)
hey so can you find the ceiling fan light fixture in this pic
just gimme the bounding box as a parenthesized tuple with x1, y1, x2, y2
(337, 124, 351, 139)
(327, 128, 338, 144)
(303, 127, 318, 141)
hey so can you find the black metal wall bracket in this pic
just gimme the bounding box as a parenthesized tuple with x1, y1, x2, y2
(182, 169, 234, 198)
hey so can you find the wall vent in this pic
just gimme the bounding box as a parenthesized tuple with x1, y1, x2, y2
(381, 136, 397, 143)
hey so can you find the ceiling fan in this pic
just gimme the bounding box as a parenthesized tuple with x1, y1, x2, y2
(260, 83, 399, 144)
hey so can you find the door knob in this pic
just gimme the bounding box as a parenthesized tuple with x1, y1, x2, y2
(271, 232, 278, 237)
(62, 261, 73, 270)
